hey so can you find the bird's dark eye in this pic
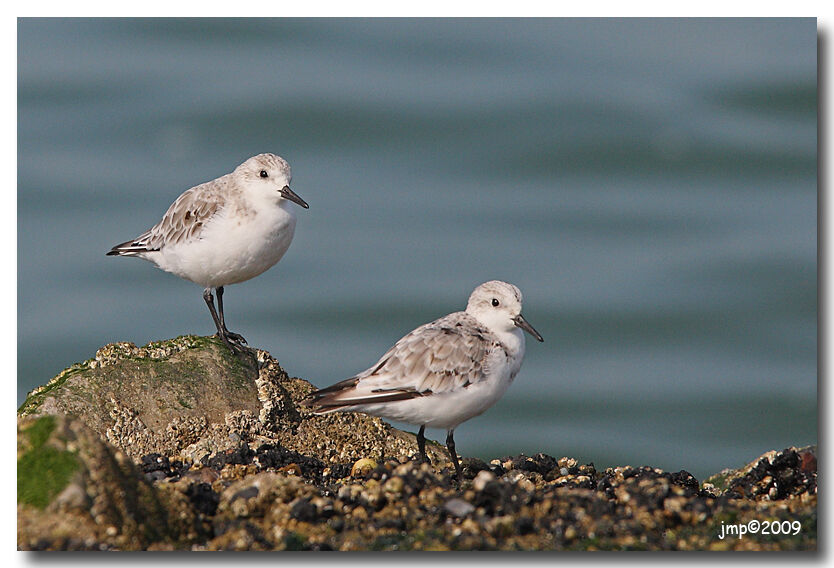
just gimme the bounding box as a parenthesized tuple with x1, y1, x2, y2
(491, 298, 500, 307)
(259, 170, 268, 178)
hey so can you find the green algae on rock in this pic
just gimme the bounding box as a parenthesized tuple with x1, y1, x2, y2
(20, 336, 258, 418)
(17, 414, 172, 550)
(17, 416, 79, 510)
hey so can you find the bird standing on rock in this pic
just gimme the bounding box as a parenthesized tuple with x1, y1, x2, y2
(107, 153, 309, 351)
(303, 280, 543, 479)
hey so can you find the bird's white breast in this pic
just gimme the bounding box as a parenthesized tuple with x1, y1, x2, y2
(151, 198, 297, 288)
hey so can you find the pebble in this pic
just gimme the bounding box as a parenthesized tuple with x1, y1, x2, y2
(472, 470, 496, 492)
(351, 458, 377, 478)
(383, 476, 404, 495)
(443, 498, 475, 518)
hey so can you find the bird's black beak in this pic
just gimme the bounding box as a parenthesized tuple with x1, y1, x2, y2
(513, 314, 544, 342)
(281, 185, 309, 209)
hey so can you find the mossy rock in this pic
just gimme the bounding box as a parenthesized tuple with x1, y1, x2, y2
(17, 336, 447, 468)
(18, 336, 268, 459)
(17, 414, 175, 550)
(19, 335, 258, 422)
(17, 416, 79, 510)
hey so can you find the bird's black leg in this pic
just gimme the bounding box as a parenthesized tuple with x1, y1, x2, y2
(216, 286, 247, 345)
(446, 429, 462, 479)
(204, 287, 241, 351)
(416, 425, 431, 465)
(203, 288, 224, 336)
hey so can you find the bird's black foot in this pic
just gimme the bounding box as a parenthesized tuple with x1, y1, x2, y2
(414, 453, 432, 466)
(204, 287, 248, 354)
(223, 329, 247, 345)
(215, 330, 248, 354)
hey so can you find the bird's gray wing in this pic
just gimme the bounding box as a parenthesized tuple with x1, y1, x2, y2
(306, 313, 496, 410)
(107, 177, 231, 255)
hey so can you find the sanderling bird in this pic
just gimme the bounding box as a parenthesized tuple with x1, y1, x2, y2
(304, 280, 543, 478)
(107, 153, 309, 350)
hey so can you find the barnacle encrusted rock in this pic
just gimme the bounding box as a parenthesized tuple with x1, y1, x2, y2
(19, 336, 263, 459)
(17, 336, 817, 551)
(18, 336, 447, 466)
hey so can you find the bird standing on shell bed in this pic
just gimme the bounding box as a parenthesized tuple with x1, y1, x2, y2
(304, 280, 543, 479)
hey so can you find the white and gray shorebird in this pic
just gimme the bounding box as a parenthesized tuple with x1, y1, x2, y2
(107, 153, 308, 350)
(304, 280, 543, 478)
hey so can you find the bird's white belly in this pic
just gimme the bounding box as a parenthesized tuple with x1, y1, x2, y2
(150, 206, 296, 288)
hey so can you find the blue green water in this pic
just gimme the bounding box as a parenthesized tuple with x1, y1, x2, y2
(17, 18, 817, 478)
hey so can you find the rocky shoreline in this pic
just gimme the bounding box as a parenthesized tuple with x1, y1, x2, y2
(17, 336, 817, 551)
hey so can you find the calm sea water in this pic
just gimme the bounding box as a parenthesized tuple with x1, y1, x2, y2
(18, 18, 817, 478)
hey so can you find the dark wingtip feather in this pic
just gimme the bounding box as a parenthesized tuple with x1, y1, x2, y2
(300, 380, 354, 413)
(107, 238, 159, 257)
(302, 383, 427, 415)
(107, 238, 137, 256)
(304, 377, 360, 402)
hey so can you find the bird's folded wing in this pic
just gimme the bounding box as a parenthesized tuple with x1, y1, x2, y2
(146, 181, 230, 248)
(110, 180, 229, 254)
(307, 314, 495, 409)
